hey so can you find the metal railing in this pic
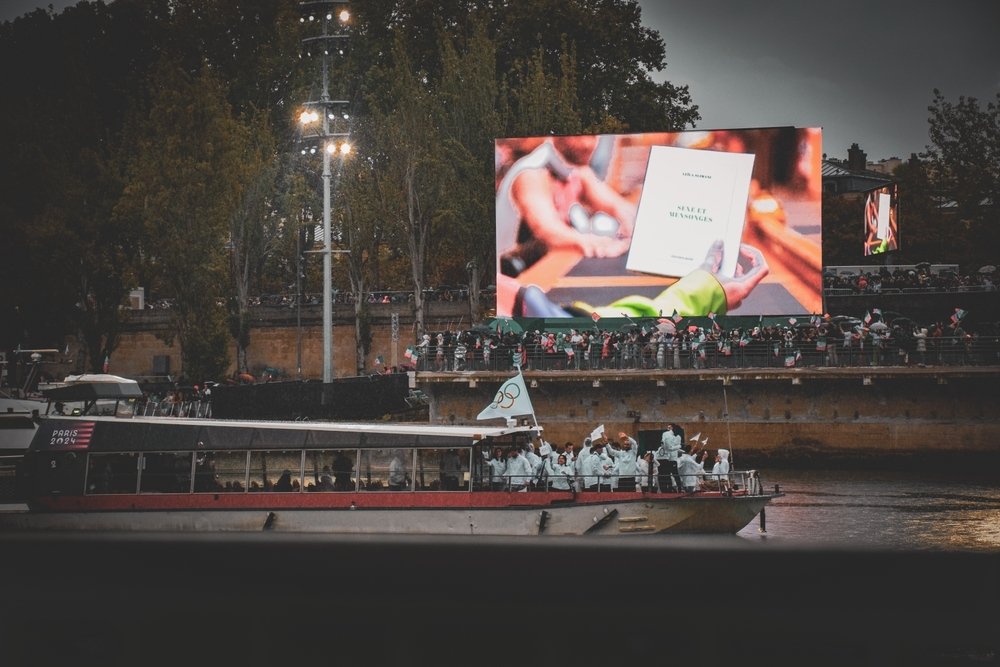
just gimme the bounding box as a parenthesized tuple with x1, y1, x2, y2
(413, 336, 1000, 371)
(477, 470, 765, 495)
(137, 399, 213, 418)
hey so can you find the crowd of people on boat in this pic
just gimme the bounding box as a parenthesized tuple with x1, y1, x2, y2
(485, 423, 731, 494)
(409, 311, 997, 372)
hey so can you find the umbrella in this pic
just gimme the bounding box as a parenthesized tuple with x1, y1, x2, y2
(485, 316, 523, 334)
(978, 265, 996, 273)
(656, 320, 676, 334)
(869, 321, 889, 332)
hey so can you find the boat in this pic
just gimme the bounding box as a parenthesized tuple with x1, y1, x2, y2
(0, 409, 780, 535)
(0, 398, 44, 455)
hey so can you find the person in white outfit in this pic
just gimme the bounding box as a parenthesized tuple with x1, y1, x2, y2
(487, 447, 507, 491)
(545, 454, 575, 492)
(655, 427, 682, 492)
(701, 448, 731, 491)
(505, 448, 533, 491)
(636, 451, 659, 492)
(610, 432, 639, 492)
(676, 447, 705, 493)
(575, 438, 592, 492)
(584, 442, 612, 492)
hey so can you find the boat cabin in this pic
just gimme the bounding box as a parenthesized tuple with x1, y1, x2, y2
(19, 416, 540, 502)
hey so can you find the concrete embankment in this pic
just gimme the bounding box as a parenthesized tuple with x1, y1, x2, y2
(416, 366, 1000, 466)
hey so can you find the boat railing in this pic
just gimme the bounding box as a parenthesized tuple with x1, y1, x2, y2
(136, 399, 213, 419)
(485, 470, 767, 496)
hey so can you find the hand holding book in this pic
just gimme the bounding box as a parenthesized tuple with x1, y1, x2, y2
(700, 240, 769, 312)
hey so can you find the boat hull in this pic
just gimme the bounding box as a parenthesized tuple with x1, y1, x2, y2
(0, 492, 776, 536)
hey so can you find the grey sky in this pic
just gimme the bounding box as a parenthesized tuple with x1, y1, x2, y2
(6, 0, 999, 161)
(640, 0, 1000, 161)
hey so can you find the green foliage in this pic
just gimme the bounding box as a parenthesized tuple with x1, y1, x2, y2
(923, 90, 1000, 268)
(2, 0, 700, 367)
(115, 61, 246, 380)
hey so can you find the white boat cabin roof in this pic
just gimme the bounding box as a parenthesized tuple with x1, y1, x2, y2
(32, 415, 540, 453)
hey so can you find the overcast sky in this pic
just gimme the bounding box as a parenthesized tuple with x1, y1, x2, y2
(640, 0, 1000, 161)
(5, 0, 999, 161)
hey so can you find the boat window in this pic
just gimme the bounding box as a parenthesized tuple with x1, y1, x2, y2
(414, 448, 470, 491)
(194, 451, 248, 493)
(139, 452, 194, 493)
(304, 450, 358, 492)
(35, 451, 86, 496)
(358, 448, 412, 491)
(86, 453, 139, 495)
(249, 450, 303, 492)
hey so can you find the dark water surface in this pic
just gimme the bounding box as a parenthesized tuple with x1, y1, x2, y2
(2, 469, 998, 666)
(739, 468, 1000, 550)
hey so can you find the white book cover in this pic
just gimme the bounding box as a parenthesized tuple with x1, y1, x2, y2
(625, 146, 755, 279)
(876, 191, 891, 239)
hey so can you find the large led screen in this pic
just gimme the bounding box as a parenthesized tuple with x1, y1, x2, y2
(495, 127, 823, 318)
(863, 183, 899, 256)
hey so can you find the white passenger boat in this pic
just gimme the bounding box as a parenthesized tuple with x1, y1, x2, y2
(0, 411, 779, 535)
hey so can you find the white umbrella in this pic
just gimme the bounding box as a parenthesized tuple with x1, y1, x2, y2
(978, 265, 996, 273)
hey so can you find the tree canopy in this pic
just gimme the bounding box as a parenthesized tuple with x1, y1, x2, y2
(1, 0, 700, 379)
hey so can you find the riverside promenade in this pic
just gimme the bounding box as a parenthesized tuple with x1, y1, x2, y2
(414, 365, 1000, 464)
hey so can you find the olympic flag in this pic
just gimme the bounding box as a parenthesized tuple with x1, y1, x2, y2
(477, 372, 536, 422)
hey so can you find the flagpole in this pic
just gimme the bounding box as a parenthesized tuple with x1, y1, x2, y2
(519, 368, 539, 427)
(722, 384, 733, 467)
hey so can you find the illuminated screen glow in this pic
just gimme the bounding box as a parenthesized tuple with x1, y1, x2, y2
(495, 127, 823, 317)
(863, 183, 899, 256)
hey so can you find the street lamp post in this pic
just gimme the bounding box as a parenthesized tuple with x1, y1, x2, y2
(298, 1, 351, 383)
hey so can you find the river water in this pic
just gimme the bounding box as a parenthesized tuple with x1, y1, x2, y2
(736, 467, 1000, 551)
(3, 469, 998, 666)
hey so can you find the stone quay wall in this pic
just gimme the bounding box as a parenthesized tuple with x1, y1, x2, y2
(92, 306, 999, 464)
(90, 301, 472, 380)
(415, 367, 1000, 465)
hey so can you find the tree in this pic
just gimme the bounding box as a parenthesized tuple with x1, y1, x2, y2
(435, 21, 505, 320)
(227, 108, 280, 374)
(338, 153, 385, 374)
(924, 89, 1000, 269)
(891, 156, 954, 264)
(493, 0, 699, 132)
(0, 0, 168, 356)
(367, 34, 455, 337)
(115, 62, 248, 382)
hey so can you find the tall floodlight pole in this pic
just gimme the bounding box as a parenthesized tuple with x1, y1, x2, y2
(298, 2, 351, 383)
(320, 16, 333, 383)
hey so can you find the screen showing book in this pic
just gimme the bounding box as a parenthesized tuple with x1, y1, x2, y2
(495, 127, 823, 318)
